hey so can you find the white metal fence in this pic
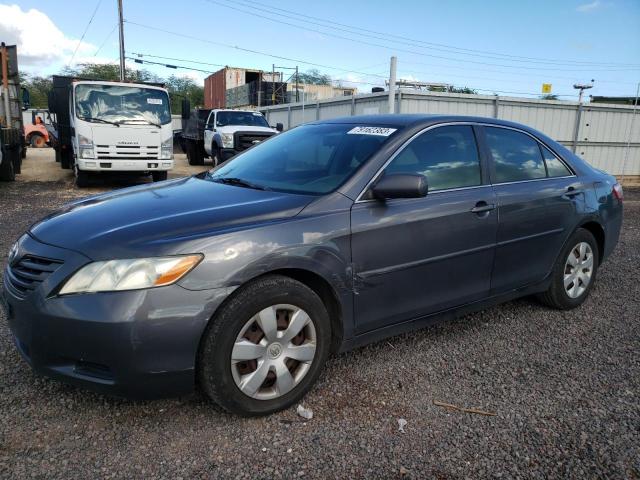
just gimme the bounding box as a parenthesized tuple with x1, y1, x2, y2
(260, 91, 640, 176)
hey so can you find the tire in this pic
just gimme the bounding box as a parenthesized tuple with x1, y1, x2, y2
(30, 134, 46, 148)
(186, 140, 197, 166)
(211, 143, 222, 167)
(61, 150, 72, 169)
(198, 275, 331, 416)
(0, 152, 15, 181)
(194, 142, 205, 166)
(74, 166, 90, 188)
(538, 228, 599, 310)
(152, 171, 168, 182)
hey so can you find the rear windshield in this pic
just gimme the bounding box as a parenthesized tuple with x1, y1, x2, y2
(208, 124, 398, 195)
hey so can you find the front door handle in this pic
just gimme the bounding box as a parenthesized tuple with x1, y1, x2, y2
(470, 201, 495, 214)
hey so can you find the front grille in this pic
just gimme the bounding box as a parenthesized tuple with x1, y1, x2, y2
(96, 145, 159, 159)
(6, 255, 63, 298)
(234, 132, 274, 152)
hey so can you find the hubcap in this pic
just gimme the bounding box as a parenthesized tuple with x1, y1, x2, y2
(564, 242, 594, 299)
(231, 304, 317, 400)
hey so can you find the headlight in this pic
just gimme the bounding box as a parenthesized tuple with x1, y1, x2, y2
(221, 133, 234, 148)
(78, 134, 94, 159)
(59, 255, 203, 295)
(160, 137, 173, 160)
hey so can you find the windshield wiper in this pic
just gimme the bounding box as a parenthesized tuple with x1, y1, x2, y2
(81, 117, 120, 127)
(212, 176, 270, 191)
(117, 119, 161, 128)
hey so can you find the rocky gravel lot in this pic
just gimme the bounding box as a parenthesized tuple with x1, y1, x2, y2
(0, 171, 638, 479)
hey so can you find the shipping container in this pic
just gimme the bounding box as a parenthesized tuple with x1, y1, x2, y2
(204, 67, 282, 109)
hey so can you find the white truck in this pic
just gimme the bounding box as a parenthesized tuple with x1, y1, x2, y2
(202, 109, 281, 165)
(48, 76, 174, 187)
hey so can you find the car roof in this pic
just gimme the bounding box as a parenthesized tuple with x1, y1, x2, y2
(313, 114, 530, 130)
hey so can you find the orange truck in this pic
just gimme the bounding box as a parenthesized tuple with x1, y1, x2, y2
(23, 109, 51, 147)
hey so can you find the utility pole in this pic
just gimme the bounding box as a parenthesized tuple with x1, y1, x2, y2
(388, 56, 397, 114)
(272, 64, 275, 105)
(117, 0, 125, 82)
(295, 66, 299, 102)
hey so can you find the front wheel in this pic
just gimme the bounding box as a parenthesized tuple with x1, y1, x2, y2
(74, 166, 90, 188)
(538, 228, 599, 309)
(151, 171, 168, 182)
(198, 275, 331, 416)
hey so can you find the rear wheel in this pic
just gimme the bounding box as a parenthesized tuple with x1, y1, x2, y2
(198, 275, 331, 416)
(538, 228, 599, 309)
(0, 152, 15, 181)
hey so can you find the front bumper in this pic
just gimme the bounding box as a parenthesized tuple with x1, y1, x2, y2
(2, 234, 228, 399)
(77, 158, 174, 172)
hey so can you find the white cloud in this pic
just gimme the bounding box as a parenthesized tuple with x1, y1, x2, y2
(0, 4, 95, 68)
(576, 1, 602, 12)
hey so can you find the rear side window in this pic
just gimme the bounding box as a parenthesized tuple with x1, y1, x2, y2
(485, 127, 546, 183)
(540, 145, 572, 177)
(385, 125, 481, 191)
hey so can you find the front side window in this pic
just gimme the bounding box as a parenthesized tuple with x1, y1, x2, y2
(216, 111, 269, 128)
(541, 145, 572, 177)
(485, 127, 546, 183)
(74, 84, 171, 125)
(207, 124, 395, 195)
(384, 125, 481, 191)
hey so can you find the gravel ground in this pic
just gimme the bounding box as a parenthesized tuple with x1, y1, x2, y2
(0, 175, 638, 479)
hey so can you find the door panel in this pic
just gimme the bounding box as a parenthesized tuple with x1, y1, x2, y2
(351, 186, 497, 334)
(490, 177, 580, 294)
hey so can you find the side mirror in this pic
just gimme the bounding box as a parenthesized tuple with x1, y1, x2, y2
(21, 88, 30, 110)
(276, 122, 284, 132)
(371, 173, 428, 200)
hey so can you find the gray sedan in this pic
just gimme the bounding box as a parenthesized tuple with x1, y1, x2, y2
(2, 115, 623, 416)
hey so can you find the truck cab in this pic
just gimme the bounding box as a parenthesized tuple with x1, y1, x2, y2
(49, 77, 174, 187)
(203, 109, 280, 165)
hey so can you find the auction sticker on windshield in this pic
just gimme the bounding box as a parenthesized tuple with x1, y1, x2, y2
(347, 126, 397, 136)
(147, 98, 163, 105)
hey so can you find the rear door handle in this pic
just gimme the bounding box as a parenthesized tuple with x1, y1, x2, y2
(564, 186, 583, 198)
(470, 202, 495, 214)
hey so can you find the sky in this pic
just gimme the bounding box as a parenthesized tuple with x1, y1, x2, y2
(1, 0, 639, 101)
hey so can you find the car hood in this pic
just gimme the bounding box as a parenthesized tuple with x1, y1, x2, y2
(30, 176, 313, 260)
(217, 125, 277, 134)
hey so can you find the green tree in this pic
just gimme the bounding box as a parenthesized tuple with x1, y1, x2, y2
(20, 73, 52, 108)
(20, 63, 204, 115)
(165, 75, 204, 112)
(447, 86, 478, 94)
(297, 69, 331, 85)
(540, 94, 558, 100)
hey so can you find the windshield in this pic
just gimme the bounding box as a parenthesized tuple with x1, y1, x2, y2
(207, 124, 397, 195)
(216, 111, 269, 128)
(74, 84, 171, 125)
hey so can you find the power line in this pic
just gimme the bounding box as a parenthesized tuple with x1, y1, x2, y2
(68, 0, 102, 66)
(128, 52, 383, 87)
(125, 20, 388, 81)
(94, 23, 118, 56)
(209, 0, 640, 69)
(200, 0, 639, 73)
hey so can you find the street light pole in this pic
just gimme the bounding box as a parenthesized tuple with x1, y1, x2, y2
(118, 0, 125, 82)
(573, 81, 594, 104)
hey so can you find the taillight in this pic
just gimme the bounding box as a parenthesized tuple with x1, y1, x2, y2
(612, 183, 623, 201)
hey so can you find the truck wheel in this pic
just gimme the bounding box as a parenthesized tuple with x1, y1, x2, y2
(61, 150, 73, 169)
(74, 166, 90, 188)
(30, 134, 46, 148)
(0, 152, 15, 181)
(186, 140, 196, 165)
(194, 142, 206, 166)
(152, 171, 168, 182)
(211, 143, 222, 167)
